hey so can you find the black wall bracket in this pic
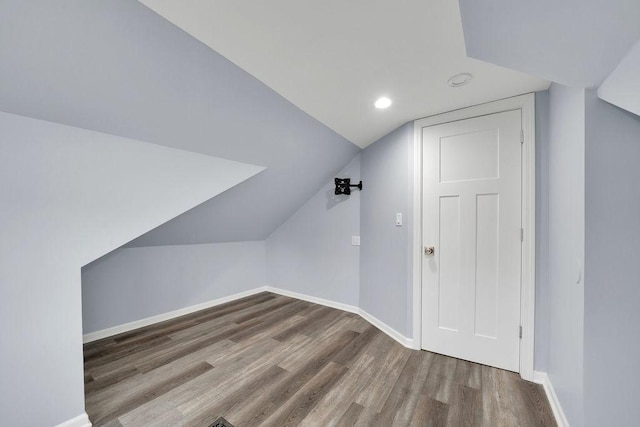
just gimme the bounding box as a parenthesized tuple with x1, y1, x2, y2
(334, 178, 363, 195)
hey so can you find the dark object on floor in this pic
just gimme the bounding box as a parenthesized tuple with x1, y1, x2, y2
(209, 417, 234, 427)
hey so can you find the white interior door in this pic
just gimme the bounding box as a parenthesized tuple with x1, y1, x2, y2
(421, 109, 522, 372)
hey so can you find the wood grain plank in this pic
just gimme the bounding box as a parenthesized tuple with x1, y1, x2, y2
(84, 335, 172, 369)
(331, 324, 379, 367)
(88, 292, 276, 347)
(233, 330, 358, 426)
(87, 338, 236, 406)
(354, 341, 411, 408)
(377, 351, 424, 424)
(84, 366, 140, 395)
(446, 384, 483, 426)
(335, 402, 365, 427)
(88, 361, 212, 425)
(261, 361, 348, 427)
(277, 316, 357, 372)
(86, 321, 239, 380)
(516, 380, 558, 426)
(467, 361, 483, 390)
(180, 365, 288, 427)
(385, 350, 434, 425)
(272, 306, 335, 342)
(230, 297, 298, 324)
(84, 292, 556, 427)
(410, 394, 449, 427)
(482, 365, 521, 426)
(299, 354, 376, 426)
(226, 301, 310, 343)
(118, 338, 284, 426)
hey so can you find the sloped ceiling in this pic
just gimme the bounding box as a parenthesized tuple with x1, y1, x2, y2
(598, 40, 640, 118)
(459, 0, 640, 88)
(139, 0, 549, 147)
(0, 1, 359, 246)
(0, 111, 264, 266)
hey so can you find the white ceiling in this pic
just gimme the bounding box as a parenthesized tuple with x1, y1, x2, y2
(139, 0, 549, 148)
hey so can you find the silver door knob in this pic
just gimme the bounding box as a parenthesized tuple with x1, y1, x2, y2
(424, 246, 435, 256)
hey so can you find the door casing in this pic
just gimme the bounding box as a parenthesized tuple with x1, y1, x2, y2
(411, 93, 536, 381)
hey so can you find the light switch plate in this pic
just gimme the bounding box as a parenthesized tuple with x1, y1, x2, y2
(396, 213, 403, 226)
(351, 236, 360, 246)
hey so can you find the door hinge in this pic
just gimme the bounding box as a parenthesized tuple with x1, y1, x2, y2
(519, 325, 523, 339)
(520, 129, 524, 144)
(520, 228, 524, 242)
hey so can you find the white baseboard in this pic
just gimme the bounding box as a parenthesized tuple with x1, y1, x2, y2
(55, 413, 91, 427)
(83, 287, 268, 343)
(358, 308, 414, 348)
(264, 286, 359, 314)
(84, 284, 414, 351)
(533, 371, 569, 427)
(265, 286, 413, 348)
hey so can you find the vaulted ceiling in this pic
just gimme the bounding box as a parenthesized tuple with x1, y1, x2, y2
(459, 0, 640, 89)
(3, 1, 637, 249)
(139, 0, 549, 147)
(458, 0, 640, 118)
(0, 2, 359, 247)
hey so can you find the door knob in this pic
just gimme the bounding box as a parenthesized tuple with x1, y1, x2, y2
(424, 246, 435, 256)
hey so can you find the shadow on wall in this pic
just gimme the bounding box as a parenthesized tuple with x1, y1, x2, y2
(326, 188, 350, 209)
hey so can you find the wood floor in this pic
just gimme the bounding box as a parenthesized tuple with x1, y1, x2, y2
(83, 292, 556, 427)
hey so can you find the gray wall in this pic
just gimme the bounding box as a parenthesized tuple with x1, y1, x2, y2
(0, 0, 359, 246)
(0, 112, 258, 426)
(534, 90, 551, 371)
(83, 152, 361, 338)
(82, 241, 267, 333)
(267, 155, 361, 306)
(358, 96, 553, 347)
(546, 83, 585, 426)
(584, 92, 640, 427)
(79, 91, 559, 365)
(359, 123, 414, 336)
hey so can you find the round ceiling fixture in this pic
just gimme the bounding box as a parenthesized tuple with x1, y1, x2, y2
(447, 73, 473, 87)
(374, 96, 392, 109)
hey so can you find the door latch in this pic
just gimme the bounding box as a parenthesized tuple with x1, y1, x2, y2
(424, 246, 435, 256)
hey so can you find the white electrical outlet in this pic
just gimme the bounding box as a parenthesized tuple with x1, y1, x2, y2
(396, 213, 403, 226)
(351, 236, 360, 246)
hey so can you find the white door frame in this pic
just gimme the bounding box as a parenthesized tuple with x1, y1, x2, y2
(411, 93, 536, 381)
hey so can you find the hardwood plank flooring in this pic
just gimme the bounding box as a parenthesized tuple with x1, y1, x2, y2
(84, 292, 556, 426)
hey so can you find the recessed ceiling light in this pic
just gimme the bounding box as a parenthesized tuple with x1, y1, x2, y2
(447, 73, 473, 87)
(374, 97, 392, 109)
